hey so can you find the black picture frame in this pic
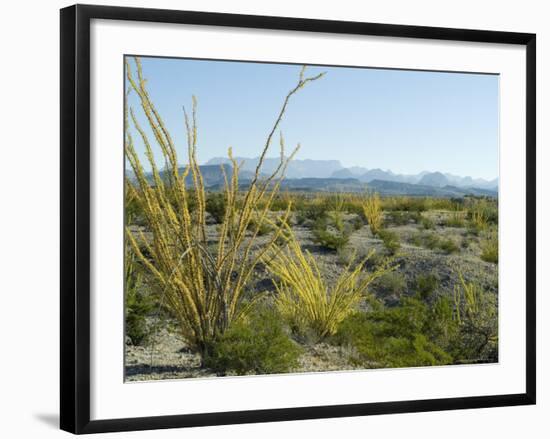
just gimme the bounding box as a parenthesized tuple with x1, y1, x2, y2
(60, 4, 536, 434)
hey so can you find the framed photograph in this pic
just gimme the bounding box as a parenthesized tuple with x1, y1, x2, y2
(60, 4, 536, 434)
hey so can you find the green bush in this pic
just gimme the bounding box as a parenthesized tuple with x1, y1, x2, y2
(295, 202, 328, 226)
(410, 231, 459, 254)
(312, 211, 351, 251)
(377, 229, 401, 255)
(350, 214, 364, 231)
(382, 197, 427, 212)
(204, 308, 302, 375)
(247, 215, 273, 236)
(414, 273, 440, 300)
(386, 211, 421, 226)
(125, 248, 155, 345)
(374, 272, 406, 298)
(332, 273, 498, 367)
(335, 297, 453, 368)
(363, 250, 387, 271)
(125, 287, 155, 346)
(313, 227, 350, 251)
(205, 192, 226, 223)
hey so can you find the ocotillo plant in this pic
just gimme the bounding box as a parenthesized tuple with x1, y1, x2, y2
(265, 230, 395, 339)
(362, 190, 383, 235)
(124, 57, 324, 356)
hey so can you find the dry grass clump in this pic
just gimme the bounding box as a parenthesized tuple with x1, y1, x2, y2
(451, 272, 498, 361)
(480, 229, 498, 264)
(362, 191, 383, 235)
(444, 210, 466, 227)
(124, 56, 324, 355)
(467, 198, 497, 233)
(419, 215, 435, 230)
(265, 234, 396, 339)
(470, 209, 489, 232)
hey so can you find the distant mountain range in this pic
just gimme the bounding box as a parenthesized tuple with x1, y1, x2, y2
(205, 157, 343, 179)
(126, 157, 498, 198)
(204, 157, 498, 191)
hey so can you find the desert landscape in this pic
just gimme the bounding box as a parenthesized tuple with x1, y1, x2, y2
(124, 56, 498, 381)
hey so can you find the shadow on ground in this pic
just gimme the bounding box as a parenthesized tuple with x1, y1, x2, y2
(34, 413, 58, 430)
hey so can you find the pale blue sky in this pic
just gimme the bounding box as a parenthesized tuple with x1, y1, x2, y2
(126, 56, 499, 180)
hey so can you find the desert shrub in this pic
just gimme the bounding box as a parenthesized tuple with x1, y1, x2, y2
(451, 273, 498, 362)
(124, 246, 155, 345)
(469, 210, 488, 233)
(334, 273, 498, 367)
(204, 307, 301, 375)
(377, 229, 401, 255)
(426, 295, 458, 348)
(335, 298, 453, 368)
(342, 197, 365, 216)
(268, 192, 293, 211)
(439, 238, 460, 254)
(471, 210, 488, 231)
(295, 201, 328, 226)
(467, 198, 498, 224)
(125, 57, 324, 355)
(205, 192, 226, 223)
(410, 231, 439, 250)
(444, 210, 466, 227)
(325, 193, 346, 211)
(125, 286, 155, 346)
(336, 245, 373, 267)
(427, 197, 464, 211)
(363, 250, 388, 271)
(265, 236, 396, 339)
(350, 214, 364, 231)
(480, 230, 498, 264)
(410, 231, 458, 254)
(382, 196, 427, 212)
(386, 211, 420, 226)
(467, 198, 498, 233)
(312, 226, 350, 251)
(414, 273, 440, 300)
(362, 191, 383, 234)
(247, 213, 273, 236)
(420, 215, 435, 230)
(373, 271, 406, 298)
(312, 210, 351, 252)
(336, 247, 355, 266)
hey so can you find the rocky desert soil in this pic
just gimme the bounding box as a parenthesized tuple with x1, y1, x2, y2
(125, 209, 497, 382)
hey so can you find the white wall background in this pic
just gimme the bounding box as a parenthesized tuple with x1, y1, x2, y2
(0, 0, 546, 437)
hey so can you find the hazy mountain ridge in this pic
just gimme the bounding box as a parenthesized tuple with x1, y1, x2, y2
(205, 156, 498, 190)
(126, 158, 498, 197)
(205, 157, 342, 179)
